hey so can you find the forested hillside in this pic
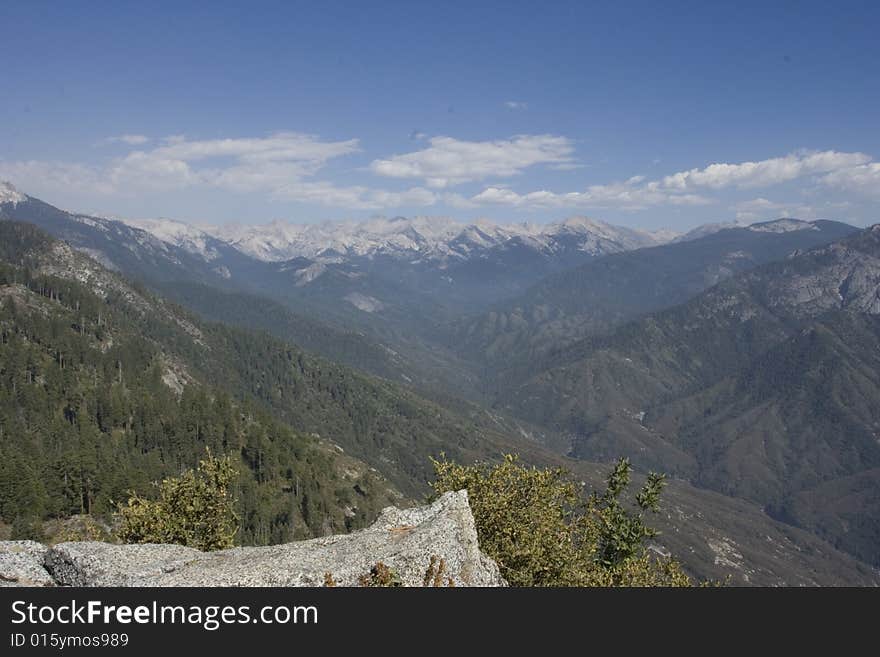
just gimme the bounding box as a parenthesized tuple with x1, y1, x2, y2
(0, 222, 525, 523)
(0, 222, 405, 543)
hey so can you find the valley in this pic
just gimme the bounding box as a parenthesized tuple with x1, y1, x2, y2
(1, 182, 879, 584)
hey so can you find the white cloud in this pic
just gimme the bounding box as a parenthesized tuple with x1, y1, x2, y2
(270, 182, 437, 209)
(369, 135, 575, 188)
(3, 132, 362, 197)
(103, 132, 361, 192)
(0, 160, 116, 196)
(103, 134, 150, 146)
(504, 101, 528, 110)
(0, 130, 441, 210)
(659, 150, 871, 191)
(3, 140, 877, 215)
(465, 150, 876, 212)
(469, 183, 711, 210)
(145, 132, 359, 166)
(821, 162, 880, 197)
(735, 197, 787, 212)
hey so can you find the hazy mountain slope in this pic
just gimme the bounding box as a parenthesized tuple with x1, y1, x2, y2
(154, 281, 417, 384)
(1, 186, 673, 393)
(777, 467, 880, 570)
(0, 186, 481, 398)
(0, 190, 244, 285)
(478, 438, 878, 585)
(649, 311, 880, 563)
(606, 466, 878, 586)
(501, 224, 880, 423)
(495, 225, 880, 564)
(0, 225, 510, 498)
(452, 219, 859, 369)
(0, 185, 670, 316)
(212, 216, 673, 347)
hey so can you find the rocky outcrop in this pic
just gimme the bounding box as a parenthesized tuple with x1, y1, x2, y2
(0, 541, 55, 587)
(2, 491, 504, 587)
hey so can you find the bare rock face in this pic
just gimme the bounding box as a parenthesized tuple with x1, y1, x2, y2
(0, 541, 54, 587)
(765, 226, 880, 317)
(27, 491, 503, 587)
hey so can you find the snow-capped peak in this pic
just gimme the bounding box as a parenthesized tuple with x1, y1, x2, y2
(2, 183, 672, 266)
(28, 191, 673, 267)
(197, 214, 673, 263)
(0, 181, 26, 206)
(556, 215, 613, 234)
(541, 215, 668, 252)
(120, 217, 223, 261)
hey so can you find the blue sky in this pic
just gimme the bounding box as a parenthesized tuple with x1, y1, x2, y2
(1, 0, 878, 230)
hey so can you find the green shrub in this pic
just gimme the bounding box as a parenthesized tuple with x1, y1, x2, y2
(116, 450, 239, 551)
(430, 454, 691, 587)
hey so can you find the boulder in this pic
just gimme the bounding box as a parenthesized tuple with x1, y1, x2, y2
(0, 541, 54, 587)
(42, 490, 503, 587)
(44, 542, 202, 587)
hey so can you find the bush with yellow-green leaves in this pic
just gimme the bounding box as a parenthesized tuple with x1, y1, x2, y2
(430, 454, 692, 587)
(116, 450, 239, 551)
(114, 448, 694, 586)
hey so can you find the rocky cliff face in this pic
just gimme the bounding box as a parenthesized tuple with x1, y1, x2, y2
(0, 491, 504, 587)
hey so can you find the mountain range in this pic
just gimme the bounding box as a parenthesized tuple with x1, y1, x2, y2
(125, 212, 668, 264)
(0, 182, 684, 398)
(2, 180, 878, 584)
(450, 218, 859, 373)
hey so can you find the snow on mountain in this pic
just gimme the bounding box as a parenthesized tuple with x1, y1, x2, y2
(0, 182, 840, 274)
(1, 182, 672, 266)
(292, 262, 327, 287)
(747, 218, 819, 233)
(211, 216, 467, 262)
(203, 215, 670, 263)
(0, 181, 26, 206)
(120, 217, 223, 261)
(548, 215, 662, 253)
(344, 292, 385, 313)
(674, 218, 818, 242)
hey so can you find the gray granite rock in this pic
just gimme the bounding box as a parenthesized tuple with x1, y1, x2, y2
(0, 541, 54, 587)
(44, 490, 504, 587)
(44, 542, 203, 587)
